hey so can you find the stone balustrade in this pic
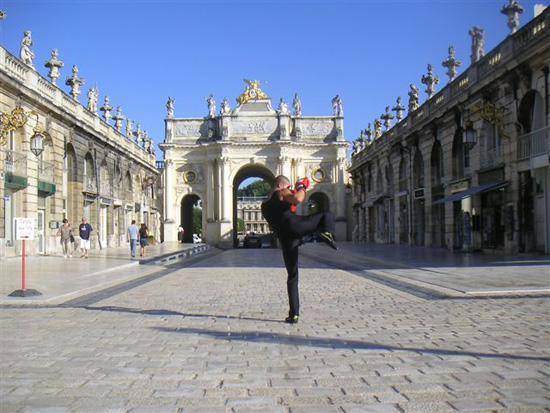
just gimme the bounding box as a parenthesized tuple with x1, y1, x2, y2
(0, 46, 155, 168)
(351, 8, 550, 167)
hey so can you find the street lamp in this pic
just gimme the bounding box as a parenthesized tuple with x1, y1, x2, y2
(29, 114, 44, 157)
(463, 122, 477, 150)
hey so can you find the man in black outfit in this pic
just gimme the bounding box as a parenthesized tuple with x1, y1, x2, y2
(262, 175, 337, 324)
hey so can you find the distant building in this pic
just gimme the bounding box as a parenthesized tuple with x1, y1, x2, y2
(349, 6, 550, 254)
(0, 40, 162, 257)
(236, 196, 269, 234)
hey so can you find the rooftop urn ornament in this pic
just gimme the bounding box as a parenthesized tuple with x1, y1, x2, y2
(166, 97, 175, 117)
(374, 119, 382, 139)
(469, 26, 485, 63)
(381, 106, 394, 130)
(125, 118, 133, 139)
(392, 96, 406, 122)
(352, 139, 359, 155)
(206, 94, 216, 118)
(501, 0, 524, 35)
(278, 98, 289, 115)
(20, 30, 35, 67)
(86, 85, 99, 114)
(100, 96, 113, 123)
(442, 45, 462, 82)
(421, 64, 439, 98)
(236, 79, 268, 105)
(113, 106, 125, 131)
(408, 84, 419, 112)
(65, 65, 84, 100)
(44, 48, 64, 84)
(332, 95, 343, 116)
(220, 97, 231, 115)
(293, 93, 302, 116)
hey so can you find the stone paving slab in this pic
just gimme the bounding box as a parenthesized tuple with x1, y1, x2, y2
(1, 247, 549, 412)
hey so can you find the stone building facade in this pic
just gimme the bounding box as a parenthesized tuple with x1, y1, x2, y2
(236, 197, 269, 234)
(349, 6, 550, 254)
(160, 82, 350, 249)
(0, 41, 161, 258)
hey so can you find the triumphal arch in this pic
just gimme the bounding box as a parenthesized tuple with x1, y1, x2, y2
(160, 80, 349, 248)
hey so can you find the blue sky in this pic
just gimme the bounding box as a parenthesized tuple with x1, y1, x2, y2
(1, 0, 545, 174)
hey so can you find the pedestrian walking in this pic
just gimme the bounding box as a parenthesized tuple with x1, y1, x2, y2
(261, 175, 337, 324)
(178, 224, 184, 243)
(56, 218, 74, 258)
(139, 223, 149, 258)
(127, 219, 139, 258)
(78, 217, 93, 259)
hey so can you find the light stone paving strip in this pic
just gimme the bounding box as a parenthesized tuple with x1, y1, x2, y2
(1, 248, 549, 412)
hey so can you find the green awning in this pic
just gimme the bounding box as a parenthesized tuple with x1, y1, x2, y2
(38, 181, 56, 194)
(5, 172, 28, 189)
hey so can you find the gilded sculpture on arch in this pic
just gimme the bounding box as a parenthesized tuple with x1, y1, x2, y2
(236, 79, 268, 105)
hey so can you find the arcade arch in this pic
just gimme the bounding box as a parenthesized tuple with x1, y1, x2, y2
(232, 164, 275, 247)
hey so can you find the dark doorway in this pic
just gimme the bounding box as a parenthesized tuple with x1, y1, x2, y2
(180, 194, 201, 243)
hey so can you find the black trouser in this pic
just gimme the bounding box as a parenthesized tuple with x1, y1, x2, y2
(277, 210, 334, 317)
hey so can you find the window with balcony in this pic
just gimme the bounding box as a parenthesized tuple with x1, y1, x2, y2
(480, 122, 502, 169)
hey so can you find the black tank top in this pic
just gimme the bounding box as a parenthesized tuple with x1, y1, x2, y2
(261, 191, 292, 230)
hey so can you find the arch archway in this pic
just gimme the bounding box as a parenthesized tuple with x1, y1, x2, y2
(180, 194, 202, 243)
(232, 164, 276, 247)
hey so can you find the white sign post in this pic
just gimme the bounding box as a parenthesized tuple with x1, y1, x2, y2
(9, 217, 42, 297)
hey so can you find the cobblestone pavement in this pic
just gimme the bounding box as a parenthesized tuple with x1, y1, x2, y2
(1, 247, 549, 412)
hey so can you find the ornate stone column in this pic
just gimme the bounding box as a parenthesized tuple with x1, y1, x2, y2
(163, 159, 176, 242)
(334, 157, 347, 241)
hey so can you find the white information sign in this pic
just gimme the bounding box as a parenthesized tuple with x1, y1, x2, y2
(14, 217, 35, 240)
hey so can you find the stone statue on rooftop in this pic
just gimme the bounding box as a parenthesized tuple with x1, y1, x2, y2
(278, 98, 289, 115)
(220, 97, 231, 115)
(20, 30, 34, 67)
(44, 48, 64, 84)
(374, 119, 382, 139)
(408, 84, 419, 112)
(206, 94, 216, 118)
(293, 93, 302, 116)
(332, 95, 343, 116)
(365, 123, 373, 145)
(442, 45, 462, 82)
(166, 97, 175, 117)
(501, 0, 524, 35)
(469, 26, 485, 63)
(126, 119, 133, 140)
(65, 65, 85, 100)
(87, 86, 99, 114)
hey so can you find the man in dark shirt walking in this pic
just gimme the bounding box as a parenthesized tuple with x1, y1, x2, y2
(78, 217, 93, 258)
